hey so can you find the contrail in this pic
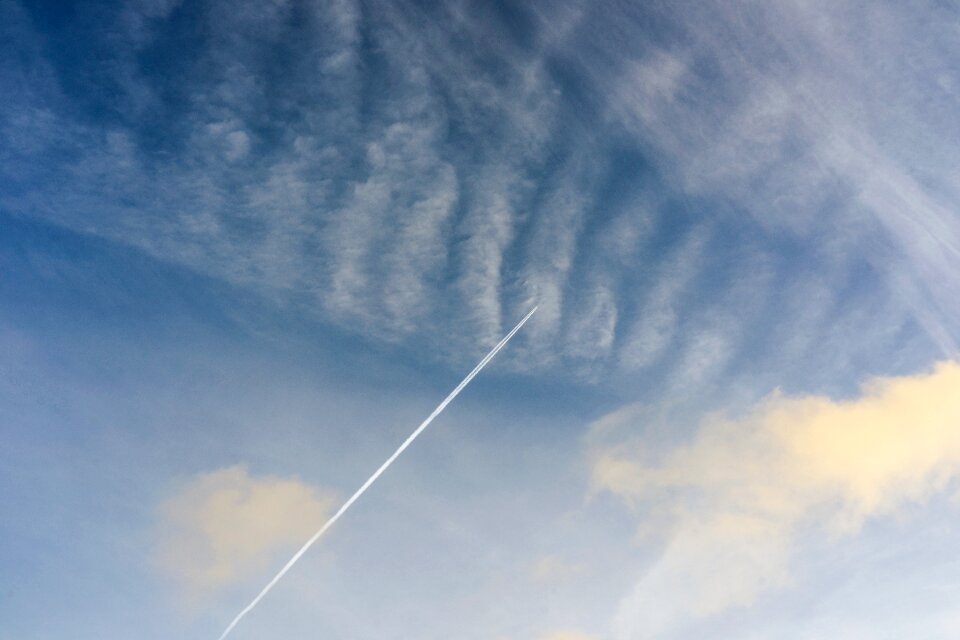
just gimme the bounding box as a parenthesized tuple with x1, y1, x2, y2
(216, 306, 538, 640)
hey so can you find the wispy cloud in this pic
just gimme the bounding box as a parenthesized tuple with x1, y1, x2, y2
(616, 225, 709, 374)
(590, 360, 960, 638)
(604, 1, 960, 356)
(1, 0, 956, 386)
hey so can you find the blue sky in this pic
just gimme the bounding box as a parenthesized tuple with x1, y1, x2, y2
(2, 1, 960, 638)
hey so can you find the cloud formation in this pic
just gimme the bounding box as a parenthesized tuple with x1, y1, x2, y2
(591, 360, 960, 638)
(3, 0, 955, 384)
(153, 466, 335, 598)
(606, 1, 960, 356)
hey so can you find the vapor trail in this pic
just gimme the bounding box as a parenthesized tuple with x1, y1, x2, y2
(216, 306, 538, 640)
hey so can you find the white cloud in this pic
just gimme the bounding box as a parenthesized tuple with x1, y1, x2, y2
(518, 162, 595, 359)
(607, 0, 960, 355)
(454, 170, 522, 345)
(3, 0, 956, 384)
(564, 282, 618, 363)
(617, 227, 708, 372)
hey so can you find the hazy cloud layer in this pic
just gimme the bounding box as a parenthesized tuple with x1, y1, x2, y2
(590, 360, 960, 638)
(539, 631, 597, 640)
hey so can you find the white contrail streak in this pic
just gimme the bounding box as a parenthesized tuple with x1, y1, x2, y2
(216, 306, 538, 640)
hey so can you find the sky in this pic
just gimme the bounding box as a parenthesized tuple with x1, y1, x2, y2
(2, 0, 960, 638)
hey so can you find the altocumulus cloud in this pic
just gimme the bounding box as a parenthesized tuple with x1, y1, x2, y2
(590, 360, 960, 639)
(5, 0, 957, 386)
(153, 466, 336, 599)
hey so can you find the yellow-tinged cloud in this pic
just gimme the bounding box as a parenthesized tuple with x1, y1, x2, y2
(591, 360, 960, 636)
(153, 465, 336, 598)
